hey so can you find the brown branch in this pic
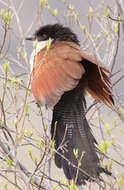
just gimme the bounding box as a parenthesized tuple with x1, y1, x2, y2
(108, 15, 124, 22)
(0, 173, 22, 190)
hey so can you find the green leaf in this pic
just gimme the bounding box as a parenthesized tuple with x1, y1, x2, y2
(44, 0, 48, 6)
(115, 23, 119, 34)
(69, 4, 75, 10)
(15, 78, 22, 88)
(118, 16, 121, 21)
(97, 33, 101, 39)
(53, 8, 58, 17)
(3, 62, 9, 73)
(74, 13, 79, 24)
(19, 128, 25, 141)
(89, 7, 94, 15)
(16, 46, 26, 60)
(105, 31, 110, 38)
(45, 123, 48, 130)
(33, 155, 37, 163)
(101, 161, 106, 169)
(6, 157, 13, 167)
(69, 181, 78, 190)
(31, 178, 35, 184)
(4, 184, 8, 190)
(50, 140, 55, 156)
(0, 9, 5, 16)
(109, 38, 112, 43)
(28, 149, 32, 157)
(60, 178, 68, 185)
(108, 160, 113, 170)
(1, 164, 5, 169)
(14, 118, 18, 128)
(73, 149, 78, 159)
(106, 9, 110, 17)
(99, 114, 103, 121)
(25, 103, 29, 114)
(11, 77, 15, 87)
(4, 11, 12, 25)
(39, 138, 44, 150)
(33, 40, 38, 50)
(50, 140, 55, 148)
(0, 9, 12, 26)
(30, 130, 34, 137)
(120, 128, 124, 135)
(40, 0, 44, 8)
(25, 128, 34, 137)
(98, 141, 109, 154)
(16, 78, 22, 83)
(26, 90, 30, 96)
(117, 174, 124, 186)
(113, 116, 117, 126)
(46, 38, 52, 51)
(64, 0, 67, 3)
(105, 123, 111, 135)
(110, 135, 115, 145)
(82, 25, 86, 32)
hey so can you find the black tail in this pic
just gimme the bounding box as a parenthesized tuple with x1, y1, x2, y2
(51, 77, 111, 185)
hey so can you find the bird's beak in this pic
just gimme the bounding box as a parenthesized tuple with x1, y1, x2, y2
(25, 36, 36, 41)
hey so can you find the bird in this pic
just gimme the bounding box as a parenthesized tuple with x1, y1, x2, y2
(26, 24, 113, 186)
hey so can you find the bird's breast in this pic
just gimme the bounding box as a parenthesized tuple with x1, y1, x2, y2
(29, 40, 49, 73)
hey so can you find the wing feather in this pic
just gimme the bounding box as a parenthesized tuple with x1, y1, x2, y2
(31, 41, 85, 107)
(30, 41, 113, 107)
(80, 52, 113, 105)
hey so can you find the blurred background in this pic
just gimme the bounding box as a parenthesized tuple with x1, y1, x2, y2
(0, 0, 124, 190)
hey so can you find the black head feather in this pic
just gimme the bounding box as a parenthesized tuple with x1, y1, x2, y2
(35, 24, 79, 44)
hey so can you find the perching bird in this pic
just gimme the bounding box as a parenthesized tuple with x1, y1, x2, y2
(26, 24, 113, 185)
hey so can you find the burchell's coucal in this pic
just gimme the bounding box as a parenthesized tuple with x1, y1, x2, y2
(26, 24, 113, 185)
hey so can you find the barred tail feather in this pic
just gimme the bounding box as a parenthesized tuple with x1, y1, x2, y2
(51, 96, 111, 185)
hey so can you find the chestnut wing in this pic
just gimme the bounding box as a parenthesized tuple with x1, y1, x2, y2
(31, 41, 85, 107)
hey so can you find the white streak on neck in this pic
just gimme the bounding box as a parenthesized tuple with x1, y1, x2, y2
(30, 40, 49, 73)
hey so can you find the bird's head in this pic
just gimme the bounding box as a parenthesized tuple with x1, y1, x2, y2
(26, 24, 79, 44)
(26, 24, 80, 73)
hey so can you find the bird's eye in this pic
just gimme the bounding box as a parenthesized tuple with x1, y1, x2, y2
(41, 34, 47, 40)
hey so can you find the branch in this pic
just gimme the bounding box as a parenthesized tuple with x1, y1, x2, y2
(0, 136, 46, 189)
